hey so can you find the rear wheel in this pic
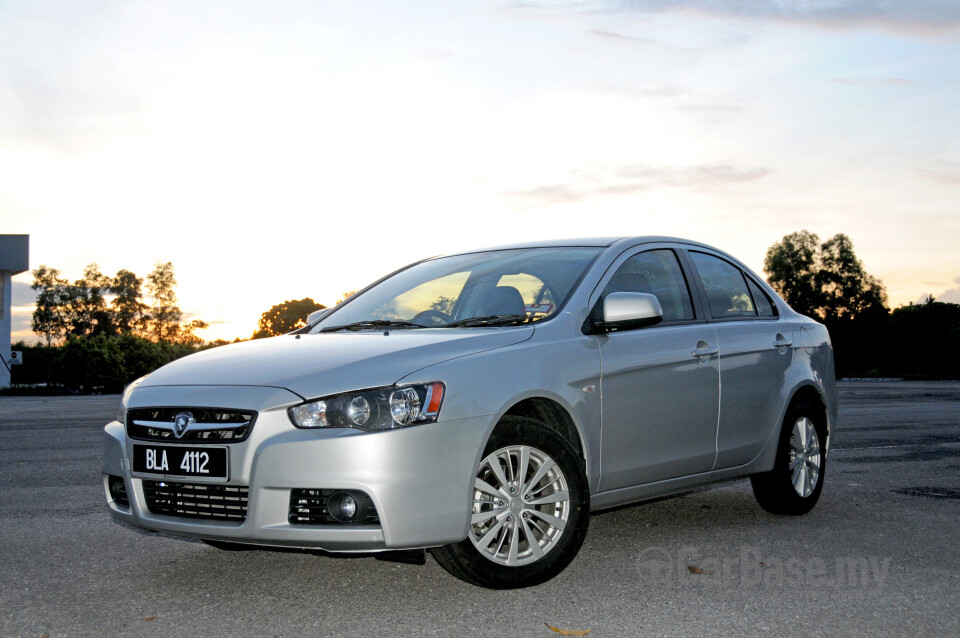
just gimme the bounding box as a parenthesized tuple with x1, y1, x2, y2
(751, 399, 827, 515)
(432, 416, 590, 588)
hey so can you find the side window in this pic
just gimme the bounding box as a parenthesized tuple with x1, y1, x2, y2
(746, 277, 777, 318)
(602, 249, 695, 322)
(496, 273, 556, 318)
(689, 252, 756, 319)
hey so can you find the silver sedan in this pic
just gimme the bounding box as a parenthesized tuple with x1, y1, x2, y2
(103, 237, 836, 588)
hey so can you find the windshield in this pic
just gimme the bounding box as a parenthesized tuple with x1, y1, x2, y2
(310, 247, 601, 331)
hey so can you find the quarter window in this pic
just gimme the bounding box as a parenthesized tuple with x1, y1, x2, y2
(602, 250, 695, 322)
(689, 252, 757, 318)
(746, 277, 777, 318)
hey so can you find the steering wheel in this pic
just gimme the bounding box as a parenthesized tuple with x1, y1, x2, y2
(412, 309, 451, 326)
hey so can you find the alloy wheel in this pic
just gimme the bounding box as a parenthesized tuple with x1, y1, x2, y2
(469, 445, 570, 567)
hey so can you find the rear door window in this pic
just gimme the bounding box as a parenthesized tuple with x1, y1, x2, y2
(689, 252, 756, 319)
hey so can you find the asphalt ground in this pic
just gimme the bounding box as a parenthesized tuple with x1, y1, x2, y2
(1, 381, 959, 637)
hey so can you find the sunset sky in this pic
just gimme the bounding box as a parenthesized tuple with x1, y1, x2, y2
(2, 1, 959, 343)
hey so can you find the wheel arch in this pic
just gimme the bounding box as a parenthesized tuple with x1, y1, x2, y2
(788, 383, 829, 435)
(752, 381, 831, 474)
(495, 396, 590, 480)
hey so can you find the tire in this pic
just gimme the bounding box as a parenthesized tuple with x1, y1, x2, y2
(751, 399, 827, 515)
(432, 416, 590, 589)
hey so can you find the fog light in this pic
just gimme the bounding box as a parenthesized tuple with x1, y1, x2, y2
(340, 494, 358, 519)
(328, 490, 364, 523)
(108, 475, 129, 508)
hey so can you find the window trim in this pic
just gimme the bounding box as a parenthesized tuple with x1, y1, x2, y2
(744, 274, 779, 319)
(683, 249, 780, 323)
(588, 245, 705, 330)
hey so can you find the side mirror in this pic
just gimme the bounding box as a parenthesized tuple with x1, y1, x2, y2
(586, 292, 663, 334)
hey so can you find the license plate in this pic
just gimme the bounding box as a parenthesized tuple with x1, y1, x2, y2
(132, 444, 228, 480)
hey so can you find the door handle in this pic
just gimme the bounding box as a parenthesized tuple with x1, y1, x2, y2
(773, 333, 793, 351)
(692, 345, 719, 358)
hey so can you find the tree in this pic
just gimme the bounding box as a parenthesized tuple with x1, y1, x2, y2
(146, 261, 183, 341)
(31, 261, 210, 347)
(336, 290, 358, 305)
(69, 264, 115, 337)
(253, 298, 326, 339)
(31, 266, 71, 345)
(177, 318, 210, 345)
(763, 230, 821, 318)
(816, 234, 887, 320)
(111, 269, 147, 335)
(764, 230, 887, 321)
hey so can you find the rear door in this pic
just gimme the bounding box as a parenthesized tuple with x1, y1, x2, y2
(686, 250, 794, 468)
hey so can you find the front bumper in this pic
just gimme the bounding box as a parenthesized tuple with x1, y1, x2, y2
(103, 385, 491, 552)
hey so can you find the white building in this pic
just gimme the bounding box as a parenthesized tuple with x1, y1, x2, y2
(1, 235, 29, 388)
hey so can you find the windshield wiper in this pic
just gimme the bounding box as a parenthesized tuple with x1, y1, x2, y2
(319, 320, 426, 333)
(441, 314, 535, 328)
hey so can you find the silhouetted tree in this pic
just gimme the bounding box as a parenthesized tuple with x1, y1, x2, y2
(68, 264, 115, 337)
(31, 265, 71, 345)
(146, 261, 183, 341)
(253, 298, 326, 338)
(816, 234, 887, 320)
(111, 269, 148, 335)
(763, 230, 822, 318)
(33, 261, 208, 345)
(764, 230, 887, 320)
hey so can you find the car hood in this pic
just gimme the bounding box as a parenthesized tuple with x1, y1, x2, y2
(139, 327, 535, 399)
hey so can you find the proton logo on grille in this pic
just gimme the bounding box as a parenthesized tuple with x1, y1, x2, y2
(173, 411, 195, 438)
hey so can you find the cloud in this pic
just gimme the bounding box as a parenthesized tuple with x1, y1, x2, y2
(507, 162, 771, 204)
(917, 168, 960, 186)
(416, 48, 457, 61)
(515, 1, 960, 34)
(589, 28, 673, 47)
(11, 281, 37, 306)
(918, 276, 960, 305)
(601, 83, 686, 98)
(600, 84, 745, 119)
(831, 77, 917, 86)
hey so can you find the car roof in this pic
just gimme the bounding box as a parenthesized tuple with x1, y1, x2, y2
(452, 236, 717, 253)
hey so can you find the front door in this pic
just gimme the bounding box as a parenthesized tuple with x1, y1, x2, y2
(596, 248, 720, 491)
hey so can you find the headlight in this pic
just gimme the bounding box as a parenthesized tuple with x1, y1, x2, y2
(288, 382, 445, 431)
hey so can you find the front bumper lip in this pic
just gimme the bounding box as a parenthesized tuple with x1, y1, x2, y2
(104, 406, 492, 552)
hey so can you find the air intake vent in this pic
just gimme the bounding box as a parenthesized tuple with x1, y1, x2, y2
(127, 408, 256, 443)
(143, 481, 248, 522)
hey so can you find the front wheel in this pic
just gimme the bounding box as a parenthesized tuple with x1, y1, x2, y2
(432, 416, 590, 588)
(751, 399, 827, 515)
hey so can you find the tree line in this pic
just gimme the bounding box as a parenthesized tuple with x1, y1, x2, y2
(31, 261, 207, 345)
(765, 230, 959, 379)
(7, 261, 212, 393)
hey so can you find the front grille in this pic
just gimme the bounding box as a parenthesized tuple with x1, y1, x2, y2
(289, 489, 379, 525)
(127, 408, 256, 443)
(143, 481, 248, 522)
